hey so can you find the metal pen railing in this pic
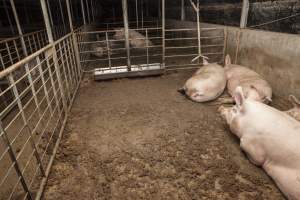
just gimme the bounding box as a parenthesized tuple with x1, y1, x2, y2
(0, 32, 82, 200)
(76, 26, 225, 72)
(0, 30, 49, 71)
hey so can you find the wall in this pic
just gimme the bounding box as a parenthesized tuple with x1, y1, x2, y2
(167, 20, 300, 98)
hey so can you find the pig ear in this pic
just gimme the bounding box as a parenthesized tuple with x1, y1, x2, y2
(225, 55, 231, 66)
(234, 86, 245, 108)
(289, 95, 300, 108)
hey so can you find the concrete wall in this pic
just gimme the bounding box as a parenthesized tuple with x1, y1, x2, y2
(167, 20, 300, 98)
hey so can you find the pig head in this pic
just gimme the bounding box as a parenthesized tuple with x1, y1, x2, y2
(219, 87, 300, 200)
(224, 55, 272, 104)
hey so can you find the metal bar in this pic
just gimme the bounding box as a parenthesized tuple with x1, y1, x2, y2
(85, 0, 91, 24)
(40, 0, 68, 112)
(9, 0, 28, 57)
(162, 0, 165, 68)
(46, 0, 54, 29)
(80, 0, 86, 25)
(181, 0, 186, 21)
(66, 0, 83, 76)
(122, 0, 131, 71)
(58, 0, 67, 34)
(141, 0, 144, 28)
(135, 0, 139, 28)
(222, 28, 227, 64)
(240, 0, 249, 28)
(196, 0, 201, 63)
(3, 0, 15, 35)
(146, 29, 149, 67)
(105, 32, 112, 68)
(0, 121, 33, 200)
(8, 73, 46, 176)
(37, 56, 53, 115)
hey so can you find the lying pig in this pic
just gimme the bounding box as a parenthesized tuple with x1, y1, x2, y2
(113, 28, 153, 48)
(178, 59, 226, 102)
(225, 55, 272, 103)
(90, 41, 112, 58)
(285, 95, 300, 122)
(219, 87, 300, 200)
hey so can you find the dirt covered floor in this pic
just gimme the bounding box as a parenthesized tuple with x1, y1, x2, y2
(44, 71, 285, 200)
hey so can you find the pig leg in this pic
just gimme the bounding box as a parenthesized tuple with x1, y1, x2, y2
(240, 136, 266, 166)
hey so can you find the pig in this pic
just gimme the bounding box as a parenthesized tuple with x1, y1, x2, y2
(224, 55, 272, 104)
(113, 28, 153, 48)
(285, 95, 300, 122)
(90, 41, 112, 58)
(219, 87, 300, 200)
(178, 59, 227, 102)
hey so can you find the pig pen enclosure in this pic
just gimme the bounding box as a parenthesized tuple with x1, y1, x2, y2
(0, 0, 300, 199)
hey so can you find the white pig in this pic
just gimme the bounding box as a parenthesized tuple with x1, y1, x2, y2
(178, 59, 226, 102)
(113, 28, 153, 48)
(285, 95, 300, 122)
(219, 87, 300, 200)
(225, 55, 272, 104)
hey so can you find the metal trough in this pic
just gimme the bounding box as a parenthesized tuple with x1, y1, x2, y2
(94, 63, 164, 80)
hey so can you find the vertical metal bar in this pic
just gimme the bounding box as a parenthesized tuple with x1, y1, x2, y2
(3, 0, 15, 35)
(8, 74, 46, 177)
(196, 0, 201, 64)
(58, 42, 71, 102)
(66, 0, 83, 76)
(9, 0, 28, 57)
(37, 56, 53, 114)
(80, 0, 87, 25)
(162, 0, 165, 68)
(222, 28, 228, 64)
(46, 0, 54, 29)
(5, 42, 14, 65)
(146, 29, 149, 67)
(105, 32, 112, 69)
(141, 0, 144, 28)
(122, 0, 131, 71)
(63, 39, 75, 91)
(181, 0, 186, 21)
(85, 0, 91, 24)
(36, 32, 42, 49)
(66, 38, 79, 85)
(240, 0, 249, 28)
(40, 0, 68, 113)
(58, 0, 67, 35)
(0, 122, 33, 200)
(13, 40, 20, 61)
(135, 0, 139, 28)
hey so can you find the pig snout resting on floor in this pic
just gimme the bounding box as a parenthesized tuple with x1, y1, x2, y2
(178, 59, 227, 102)
(219, 87, 300, 200)
(113, 28, 153, 48)
(224, 55, 272, 104)
(285, 95, 300, 122)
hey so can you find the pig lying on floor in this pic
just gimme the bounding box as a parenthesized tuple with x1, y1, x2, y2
(113, 28, 153, 48)
(224, 55, 272, 104)
(178, 59, 226, 102)
(219, 87, 300, 200)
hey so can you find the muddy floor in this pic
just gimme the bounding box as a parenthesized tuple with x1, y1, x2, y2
(43, 71, 285, 200)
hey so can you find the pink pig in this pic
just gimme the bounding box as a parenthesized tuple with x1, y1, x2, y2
(219, 87, 300, 200)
